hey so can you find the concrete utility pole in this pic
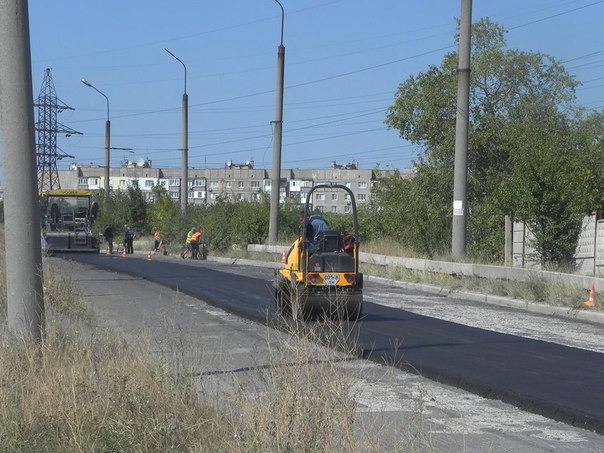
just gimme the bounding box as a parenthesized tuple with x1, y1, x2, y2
(165, 48, 189, 215)
(452, 0, 472, 259)
(81, 79, 111, 194)
(268, 0, 285, 245)
(0, 0, 45, 342)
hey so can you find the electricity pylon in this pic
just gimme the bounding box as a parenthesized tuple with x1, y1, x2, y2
(34, 68, 81, 192)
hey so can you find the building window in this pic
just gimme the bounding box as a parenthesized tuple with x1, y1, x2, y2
(145, 180, 154, 187)
(345, 182, 352, 188)
(358, 181, 368, 189)
(169, 191, 179, 199)
(331, 193, 338, 201)
(358, 193, 367, 201)
(300, 192, 309, 203)
(344, 205, 350, 213)
(253, 193, 261, 201)
(226, 181, 232, 189)
(315, 193, 325, 201)
(331, 206, 337, 213)
(317, 206, 324, 213)
(90, 178, 99, 185)
(210, 181, 219, 189)
(160, 180, 166, 186)
(119, 179, 126, 187)
(169, 178, 180, 186)
(251, 180, 260, 188)
(238, 181, 245, 189)
(238, 193, 245, 201)
(192, 179, 205, 187)
(78, 178, 88, 185)
(210, 193, 218, 200)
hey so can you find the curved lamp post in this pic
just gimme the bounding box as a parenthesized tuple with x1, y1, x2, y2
(81, 79, 111, 194)
(164, 48, 189, 215)
(268, 0, 285, 244)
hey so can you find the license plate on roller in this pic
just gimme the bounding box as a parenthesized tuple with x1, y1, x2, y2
(323, 274, 339, 286)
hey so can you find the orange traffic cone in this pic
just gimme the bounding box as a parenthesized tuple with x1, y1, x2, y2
(280, 250, 287, 264)
(147, 251, 152, 261)
(584, 284, 596, 308)
(122, 249, 127, 259)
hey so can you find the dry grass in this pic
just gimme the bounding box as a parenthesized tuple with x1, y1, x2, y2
(0, 241, 226, 450)
(220, 316, 435, 452)
(361, 262, 589, 309)
(362, 238, 425, 259)
(0, 299, 431, 452)
(223, 322, 358, 452)
(0, 327, 226, 452)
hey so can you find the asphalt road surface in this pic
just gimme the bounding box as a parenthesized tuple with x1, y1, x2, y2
(62, 252, 604, 434)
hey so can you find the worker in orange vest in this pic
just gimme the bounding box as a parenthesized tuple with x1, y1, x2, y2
(153, 228, 161, 252)
(190, 227, 202, 259)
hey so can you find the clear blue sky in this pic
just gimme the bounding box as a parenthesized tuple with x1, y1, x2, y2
(2, 0, 604, 179)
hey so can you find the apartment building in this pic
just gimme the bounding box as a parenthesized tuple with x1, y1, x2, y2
(58, 160, 410, 213)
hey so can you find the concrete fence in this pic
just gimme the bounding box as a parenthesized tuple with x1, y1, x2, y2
(513, 214, 604, 277)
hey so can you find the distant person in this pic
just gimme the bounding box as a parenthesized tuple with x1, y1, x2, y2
(190, 227, 202, 259)
(309, 215, 329, 242)
(185, 227, 194, 251)
(300, 213, 330, 252)
(124, 225, 135, 254)
(50, 203, 61, 226)
(153, 228, 161, 252)
(90, 202, 99, 224)
(103, 225, 114, 254)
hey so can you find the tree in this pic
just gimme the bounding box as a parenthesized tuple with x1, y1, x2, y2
(372, 167, 452, 257)
(148, 185, 180, 233)
(382, 18, 604, 266)
(92, 186, 148, 239)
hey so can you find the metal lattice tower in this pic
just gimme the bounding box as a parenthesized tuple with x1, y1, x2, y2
(34, 68, 81, 192)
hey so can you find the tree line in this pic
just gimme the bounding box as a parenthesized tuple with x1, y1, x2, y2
(374, 19, 604, 269)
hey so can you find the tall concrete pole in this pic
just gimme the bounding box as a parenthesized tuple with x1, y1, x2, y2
(452, 0, 472, 259)
(0, 0, 45, 341)
(164, 48, 188, 215)
(268, 0, 285, 245)
(81, 79, 110, 194)
(182, 93, 189, 214)
(104, 119, 111, 193)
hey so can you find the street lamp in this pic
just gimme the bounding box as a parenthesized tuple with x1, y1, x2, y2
(81, 79, 111, 194)
(164, 48, 189, 215)
(268, 0, 285, 245)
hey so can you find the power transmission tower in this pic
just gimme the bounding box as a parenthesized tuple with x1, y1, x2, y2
(34, 68, 80, 192)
